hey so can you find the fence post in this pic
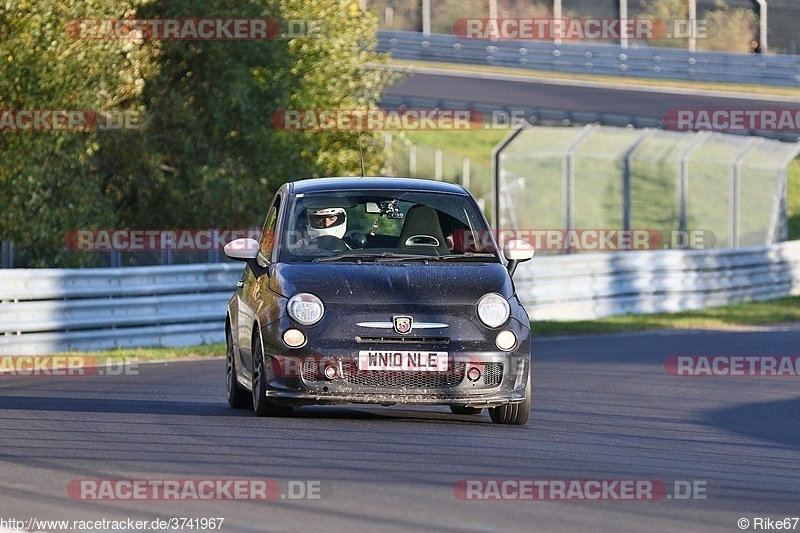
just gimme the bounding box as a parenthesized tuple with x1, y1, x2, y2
(409, 143, 417, 176)
(492, 124, 528, 233)
(621, 129, 656, 235)
(434, 148, 442, 181)
(1, 241, 12, 269)
(731, 138, 762, 248)
(563, 125, 597, 252)
(462, 157, 470, 189)
(768, 170, 787, 244)
(678, 131, 712, 245)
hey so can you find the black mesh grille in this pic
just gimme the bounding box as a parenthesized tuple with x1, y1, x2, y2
(483, 363, 503, 386)
(341, 362, 466, 388)
(357, 336, 450, 344)
(301, 360, 317, 382)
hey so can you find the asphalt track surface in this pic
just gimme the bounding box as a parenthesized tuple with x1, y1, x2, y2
(2, 329, 799, 532)
(383, 68, 800, 119)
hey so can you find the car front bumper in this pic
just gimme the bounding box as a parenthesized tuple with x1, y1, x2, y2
(260, 352, 530, 409)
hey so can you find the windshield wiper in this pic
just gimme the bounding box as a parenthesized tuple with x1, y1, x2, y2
(427, 252, 499, 261)
(313, 252, 434, 263)
(313, 252, 499, 263)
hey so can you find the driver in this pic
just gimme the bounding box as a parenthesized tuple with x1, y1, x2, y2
(305, 207, 347, 240)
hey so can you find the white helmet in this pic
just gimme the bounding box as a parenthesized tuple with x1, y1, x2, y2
(306, 207, 347, 240)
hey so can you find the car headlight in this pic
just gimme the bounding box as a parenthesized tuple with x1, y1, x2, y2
(477, 293, 510, 328)
(287, 293, 324, 326)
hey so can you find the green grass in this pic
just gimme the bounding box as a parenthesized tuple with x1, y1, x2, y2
(533, 296, 800, 336)
(59, 343, 225, 362)
(789, 159, 800, 241)
(401, 129, 508, 166)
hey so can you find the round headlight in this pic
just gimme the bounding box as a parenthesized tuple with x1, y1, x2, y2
(287, 293, 324, 326)
(477, 293, 510, 328)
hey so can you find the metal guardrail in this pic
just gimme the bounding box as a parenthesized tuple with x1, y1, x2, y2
(2, 242, 800, 354)
(515, 240, 800, 320)
(0, 264, 242, 355)
(378, 30, 800, 88)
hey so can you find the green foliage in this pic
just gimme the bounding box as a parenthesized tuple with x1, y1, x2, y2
(369, 0, 550, 32)
(0, 0, 152, 266)
(699, 6, 757, 53)
(1, 0, 395, 265)
(639, 0, 756, 51)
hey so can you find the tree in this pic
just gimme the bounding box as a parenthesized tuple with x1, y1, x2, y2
(1, 0, 395, 266)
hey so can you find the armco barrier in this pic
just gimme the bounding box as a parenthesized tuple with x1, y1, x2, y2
(0, 264, 242, 355)
(378, 30, 800, 88)
(1, 242, 800, 355)
(515, 240, 800, 320)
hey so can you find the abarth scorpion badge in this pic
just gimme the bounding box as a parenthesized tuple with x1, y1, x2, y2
(393, 316, 413, 334)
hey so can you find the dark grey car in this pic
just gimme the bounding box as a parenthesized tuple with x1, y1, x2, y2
(224, 177, 534, 424)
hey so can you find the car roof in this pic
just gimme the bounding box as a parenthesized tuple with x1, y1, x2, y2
(288, 177, 468, 195)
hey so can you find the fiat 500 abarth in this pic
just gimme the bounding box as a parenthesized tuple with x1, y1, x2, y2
(224, 177, 534, 424)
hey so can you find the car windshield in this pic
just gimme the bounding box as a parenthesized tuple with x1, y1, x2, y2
(278, 189, 499, 263)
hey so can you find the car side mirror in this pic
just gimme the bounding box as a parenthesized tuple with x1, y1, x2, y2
(503, 239, 534, 277)
(224, 238, 268, 275)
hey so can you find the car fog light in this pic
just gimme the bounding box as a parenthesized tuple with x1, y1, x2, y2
(324, 365, 338, 379)
(467, 367, 481, 382)
(495, 330, 517, 351)
(283, 329, 306, 348)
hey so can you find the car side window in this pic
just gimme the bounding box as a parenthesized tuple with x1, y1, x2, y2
(259, 196, 281, 259)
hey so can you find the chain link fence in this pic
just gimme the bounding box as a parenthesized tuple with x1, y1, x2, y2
(494, 124, 800, 253)
(384, 133, 494, 218)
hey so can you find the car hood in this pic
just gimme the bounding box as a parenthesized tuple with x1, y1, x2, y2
(269, 262, 513, 305)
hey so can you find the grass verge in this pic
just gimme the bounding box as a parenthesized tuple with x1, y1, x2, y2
(532, 296, 800, 336)
(58, 343, 226, 363)
(789, 159, 800, 241)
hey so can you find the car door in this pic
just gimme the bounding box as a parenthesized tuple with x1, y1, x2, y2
(236, 193, 281, 376)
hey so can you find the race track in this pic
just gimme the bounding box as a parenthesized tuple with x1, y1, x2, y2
(2, 329, 799, 532)
(384, 67, 800, 119)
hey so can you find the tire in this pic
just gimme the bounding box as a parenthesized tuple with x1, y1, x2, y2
(251, 329, 293, 418)
(226, 321, 251, 409)
(450, 406, 484, 415)
(489, 364, 531, 425)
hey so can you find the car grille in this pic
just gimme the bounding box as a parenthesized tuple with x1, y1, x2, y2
(356, 336, 450, 344)
(301, 360, 317, 382)
(340, 362, 466, 388)
(483, 363, 503, 386)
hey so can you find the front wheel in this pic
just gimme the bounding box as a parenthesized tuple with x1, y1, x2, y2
(251, 330, 293, 418)
(489, 364, 531, 425)
(226, 322, 251, 409)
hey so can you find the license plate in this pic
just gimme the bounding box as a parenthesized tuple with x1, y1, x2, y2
(358, 351, 449, 372)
